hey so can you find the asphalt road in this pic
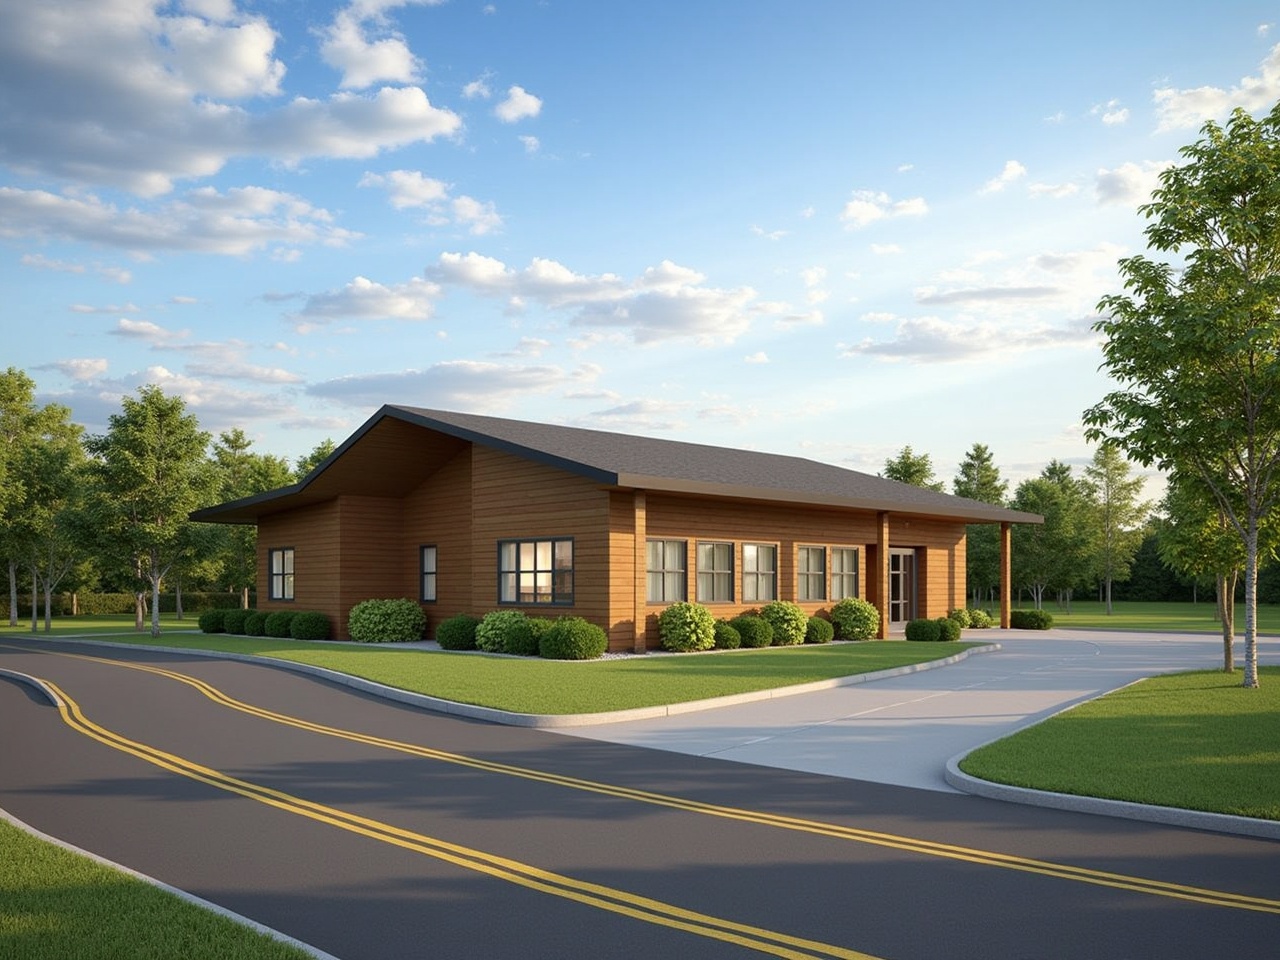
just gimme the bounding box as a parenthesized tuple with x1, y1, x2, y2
(2, 637, 1277, 960)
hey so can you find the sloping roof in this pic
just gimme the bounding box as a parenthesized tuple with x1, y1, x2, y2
(192, 404, 1042, 525)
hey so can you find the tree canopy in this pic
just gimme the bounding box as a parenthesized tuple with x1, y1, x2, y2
(882, 445, 945, 491)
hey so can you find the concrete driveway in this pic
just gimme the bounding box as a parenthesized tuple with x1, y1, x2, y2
(553, 630, 1280, 792)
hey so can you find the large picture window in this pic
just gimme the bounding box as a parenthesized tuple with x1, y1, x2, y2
(269, 547, 294, 601)
(742, 543, 777, 603)
(646, 539, 687, 603)
(420, 545, 437, 602)
(831, 547, 859, 600)
(696, 541, 734, 603)
(798, 546, 826, 601)
(498, 538, 574, 605)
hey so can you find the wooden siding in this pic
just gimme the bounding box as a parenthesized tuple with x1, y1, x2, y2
(256, 500, 341, 628)
(335, 495, 405, 631)
(401, 446, 475, 625)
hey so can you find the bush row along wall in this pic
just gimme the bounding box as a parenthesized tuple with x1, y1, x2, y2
(10, 592, 253, 617)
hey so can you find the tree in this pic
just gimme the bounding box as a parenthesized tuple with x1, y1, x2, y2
(882, 445, 944, 491)
(1084, 104, 1280, 688)
(209, 429, 293, 608)
(294, 438, 336, 481)
(1083, 443, 1149, 614)
(952, 443, 1008, 607)
(0, 368, 39, 625)
(85, 386, 216, 637)
(1010, 461, 1097, 609)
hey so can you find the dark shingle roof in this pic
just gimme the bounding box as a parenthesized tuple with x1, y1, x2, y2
(193, 405, 1040, 525)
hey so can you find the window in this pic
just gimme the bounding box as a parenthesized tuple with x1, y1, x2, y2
(831, 547, 859, 600)
(798, 546, 826, 601)
(269, 548, 294, 601)
(646, 539, 687, 603)
(742, 543, 777, 602)
(498, 538, 574, 605)
(696, 541, 734, 602)
(420, 545, 438, 602)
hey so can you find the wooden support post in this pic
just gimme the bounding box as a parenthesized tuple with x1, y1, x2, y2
(1000, 521, 1012, 629)
(633, 490, 647, 653)
(877, 511, 891, 640)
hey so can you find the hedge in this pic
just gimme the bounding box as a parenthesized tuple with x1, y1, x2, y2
(1010, 608, 1054, 630)
(657, 602, 716, 652)
(538, 617, 608, 660)
(222, 609, 250, 635)
(15, 592, 249, 618)
(805, 616, 835, 644)
(265, 611, 297, 638)
(935, 616, 962, 642)
(830, 597, 879, 641)
(435, 614, 481, 651)
(713, 620, 741, 650)
(290, 611, 331, 641)
(730, 614, 773, 648)
(760, 601, 807, 646)
(244, 611, 268, 636)
(904, 618, 942, 642)
(347, 599, 426, 643)
(198, 608, 226, 633)
(476, 611, 530, 654)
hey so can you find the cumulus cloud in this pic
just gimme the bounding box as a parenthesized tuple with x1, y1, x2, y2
(0, 3, 460, 195)
(744, 351, 769, 364)
(839, 190, 928, 228)
(293, 275, 442, 325)
(495, 85, 542, 122)
(838, 315, 1099, 363)
(39, 358, 109, 382)
(307, 359, 571, 411)
(1095, 160, 1173, 206)
(359, 170, 503, 234)
(981, 160, 1027, 194)
(575, 399, 689, 433)
(1091, 99, 1129, 125)
(519, 135, 540, 154)
(320, 9, 420, 90)
(914, 285, 1061, 307)
(1154, 43, 1280, 132)
(463, 77, 491, 99)
(0, 186, 359, 256)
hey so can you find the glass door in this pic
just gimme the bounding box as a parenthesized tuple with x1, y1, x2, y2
(889, 549, 916, 625)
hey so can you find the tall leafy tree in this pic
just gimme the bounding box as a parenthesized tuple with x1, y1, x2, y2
(294, 438, 336, 481)
(953, 443, 1008, 607)
(0, 368, 39, 625)
(881, 445, 945, 491)
(85, 386, 216, 637)
(1010, 461, 1097, 609)
(1083, 443, 1149, 614)
(1084, 104, 1280, 688)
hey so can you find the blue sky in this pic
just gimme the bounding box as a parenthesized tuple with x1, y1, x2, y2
(4, 1, 1279, 494)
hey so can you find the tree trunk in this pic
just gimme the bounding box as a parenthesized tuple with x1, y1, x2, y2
(242, 585, 250, 611)
(9, 559, 18, 626)
(150, 572, 162, 638)
(1243, 519, 1259, 688)
(43, 571, 53, 632)
(1218, 572, 1236, 672)
(30, 568, 38, 633)
(72, 591, 79, 616)
(1104, 577, 1113, 615)
(176, 578, 184, 621)
(134, 592, 145, 632)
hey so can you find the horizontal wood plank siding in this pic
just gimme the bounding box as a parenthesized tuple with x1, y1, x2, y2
(401, 446, 474, 628)
(336, 495, 406, 634)
(897, 517, 966, 619)
(256, 500, 341, 629)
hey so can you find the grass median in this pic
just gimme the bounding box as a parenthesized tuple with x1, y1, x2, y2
(0, 818, 311, 960)
(0, 617, 983, 714)
(960, 667, 1280, 821)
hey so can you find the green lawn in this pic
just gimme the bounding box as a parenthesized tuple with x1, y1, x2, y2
(0, 616, 980, 714)
(1011, 599, 1280, 635)
(0, 819, 311, 960)
(960, 667, 1280, 820)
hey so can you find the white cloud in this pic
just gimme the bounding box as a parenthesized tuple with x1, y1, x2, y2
(870, 243, 903, 255)
(774, 310, 824, 327)
(21, 254, 85, 275)
(838, 315, 1098, 363)
(915, 285, 1060, 307)
(40, 358, 109, 382)
(495, 85, 542, 123)
(840, 190, 928, 228)
(320, 11, 419, 90)
(576, 399, 688, 433)
(0, 186, 359, 256)
(981, 160, 1027, 194)
(519, 135, 541, 153)
(308, 360, 569, 411)
(109, 318, 186, 343)
(1095, 160, 1173, 206)
(1261, 24, 1273, 38)
(897, 163, 915, 173)
(293, 275, 441, 325)
(1091, 99, 1129, 126)
(744, 351, 769, 364)
(453, 196, 504, 234)
(359, 170, 450, 208)
(1028, 181, 1080, 199)
(751, 225, 788, 240)
(462, 76, 492, 99)
(170, 296, 199, 305)
(1154, 43, 1280, 132)
(72, 302, 141, 315)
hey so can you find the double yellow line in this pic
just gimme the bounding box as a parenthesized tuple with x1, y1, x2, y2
(25, 670, 878, 960)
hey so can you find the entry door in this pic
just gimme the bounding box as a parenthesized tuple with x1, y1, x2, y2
(889, 549, 916, 625)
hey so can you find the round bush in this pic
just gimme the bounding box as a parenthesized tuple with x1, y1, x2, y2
(435, 614, 481, 651)
(198, 608, 226, 634)
(476, 610, 529, 653)
(290, 611, 331, 641)
(935, 616, 962, 642)
(1010, 609, 1054, 630)
(830, 597, 879, 641)
(505, 616, 549, 657)
(947, 608, 971, 628)
(538, 617, 608, 660)
(244, 611, 268, 636)
(347, 598, 426, 643)
(658, 601, 716, 652)
(760, 600, 808, 646)
(904, 618, 942, 642)
(805, 615, 835, 644)
(221, 608, 250, 635)
(730, 614, 774, 648)
(264, 611, 297, 638)
(713, 619, 741, 650)
(967, 608, 995, 629)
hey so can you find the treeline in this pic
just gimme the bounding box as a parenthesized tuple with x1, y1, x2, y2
(0, 369, 334, 636)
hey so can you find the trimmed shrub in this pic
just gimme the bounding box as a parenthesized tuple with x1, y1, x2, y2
(904, 618, 942, 642)
(198, 608, 226, 634)
(347, 599, 425, 643)
(713, 619, 741, 650)
(476, 610, 529, 654)
(539, 617, 608, 660)
(947, 608, 971, 628)
(265, 611, 297, 638)
(657, 601, 716, 652)
(435, 614, 481, 651)
(935, 616, 962, 642)
(244, 611, 268, 636)
(506, 617, 550, 657)
(760, 600, 808, 646)
(1010, 609, 1054, 630)
(221, 608, 250, 635)
(730, 614, 774, 648)
(830, 597, 879, 641)
(967, 608, 995, 629)
(805, 615, 835, 644)
(290, 611, 331, 641)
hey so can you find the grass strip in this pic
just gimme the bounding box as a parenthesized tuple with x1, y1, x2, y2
(960, 667, 1280, 821)
(1006, 599, 1280, 635)
(0, 819, 313, 960)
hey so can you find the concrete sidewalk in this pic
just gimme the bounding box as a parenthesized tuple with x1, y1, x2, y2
(552, 630, 1279, 794)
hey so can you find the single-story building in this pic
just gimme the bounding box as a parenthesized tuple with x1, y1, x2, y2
(192, 405, 1041, 650)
